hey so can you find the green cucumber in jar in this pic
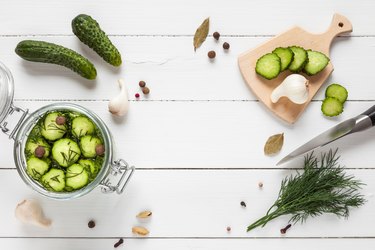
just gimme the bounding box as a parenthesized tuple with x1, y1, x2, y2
(52, 138, 81, 167)
(27, 157, 50, 181)
(15, 40, 97, 80)
(79, 159, 100, 180)
(25, 137, 51, 158)
(72, 14, 122, 66)
(72, 116, 95, 138)
(80, 135, 103, 158)
(41, 168, 66, 192)
(41, 112, 67, 141)
(66, 164, 89, 190)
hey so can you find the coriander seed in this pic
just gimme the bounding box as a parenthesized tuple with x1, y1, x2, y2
(213, 31, 220, 40)
(208, 50, 216, 59)
(223, 42, 230, 50)
(142, 87, 150, 95)
(139, 81, 146, 88)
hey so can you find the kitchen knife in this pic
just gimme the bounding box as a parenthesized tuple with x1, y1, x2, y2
(277, 105, 375, 165)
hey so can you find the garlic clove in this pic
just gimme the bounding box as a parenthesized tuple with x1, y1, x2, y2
(108, 78, 129, 116)
(270, 74, 309, 105)
(15, 199, 51, 228)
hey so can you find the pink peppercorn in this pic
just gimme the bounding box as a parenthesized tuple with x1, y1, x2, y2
(135, 93, 140, 98)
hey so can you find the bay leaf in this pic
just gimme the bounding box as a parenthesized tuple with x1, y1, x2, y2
(264, 133, 284, 156)
(193, 17, 210, 51)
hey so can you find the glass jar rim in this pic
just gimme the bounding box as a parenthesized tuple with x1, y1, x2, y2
(0, 61, 14, 124)
(14, 102, 113, 200)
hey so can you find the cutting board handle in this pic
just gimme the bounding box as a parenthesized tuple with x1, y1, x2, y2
(322, 13, 352, 45)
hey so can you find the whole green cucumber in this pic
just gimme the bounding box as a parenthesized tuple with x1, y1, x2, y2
(15, 40, 97, 80)
(72, 14, 122, 67)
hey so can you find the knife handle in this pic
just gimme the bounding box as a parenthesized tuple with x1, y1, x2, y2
(361, 105, 375, 126)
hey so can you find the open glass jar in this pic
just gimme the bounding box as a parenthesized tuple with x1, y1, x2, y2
(0, 61, 134, 200)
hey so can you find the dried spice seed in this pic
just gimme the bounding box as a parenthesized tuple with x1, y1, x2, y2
(55, 116, 66, 125)
(258, 182, 264, 188)
(135, 93, 140, 98)
(114, 238, 124, 248)
(142, 87, 150, 95)
(208, 50, 216, 59)
(280, 224, 291, 234)
(136, 210, 152, 218)
(226, 226, 231, 232)
(95, 144, 105, 156)
(34, 146, 46, 158)
(240, 201, 246, 207)
(88, 220, 95, 228)
(213, 31, 220, 40)
(193, 18, 210, 51)
(132, 226, 149, 236)
(264, 133, 284, 155)
(139, 81, 146, 88)
(223, 42, 230, 50)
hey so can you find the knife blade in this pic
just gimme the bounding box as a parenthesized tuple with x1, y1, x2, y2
(277, 105, 375, 165)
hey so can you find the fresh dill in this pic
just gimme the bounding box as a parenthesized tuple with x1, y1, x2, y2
(247, 149, 366, 232)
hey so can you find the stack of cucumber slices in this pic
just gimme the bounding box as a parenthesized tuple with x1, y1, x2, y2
(255, 46, 330, 80)
(321, 84, 348, 117)
(25, 110, 105, 192)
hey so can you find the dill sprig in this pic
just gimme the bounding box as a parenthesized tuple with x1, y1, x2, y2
(247, 149, 366, 232)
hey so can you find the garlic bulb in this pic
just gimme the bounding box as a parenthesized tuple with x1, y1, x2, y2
(15, 199, 51, 228)
(271, 74, 309, 104)
(108, 78, 129, 116)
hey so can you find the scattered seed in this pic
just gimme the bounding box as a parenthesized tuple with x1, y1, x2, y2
(142, 87, 150, 95)
(136, 210, 152, 218)
(280, 224, 291, 234)
(88, 220, 95, 228)
(135, 93, 140, 98)
(240, 201, 246, 207)
(114, 238, 124, 248)
(226, 226, 231, 232)
(132, 226, 149, 236)
(55, 116, 66, 125)
(258, 182, 264, 188)
(34, 146, 46, 158)
(213, 31, 220, 40)
(208, 50, 216, 59)
(139, 81, 146, 88)
(95, 144, 105, 156)
(223, 42, 230, 50)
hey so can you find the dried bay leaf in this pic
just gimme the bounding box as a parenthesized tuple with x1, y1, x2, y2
(193, 17, 209, 51)
(264, 133, 284, 155)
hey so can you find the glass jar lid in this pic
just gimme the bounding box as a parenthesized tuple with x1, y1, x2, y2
(0, 61, 14, 124)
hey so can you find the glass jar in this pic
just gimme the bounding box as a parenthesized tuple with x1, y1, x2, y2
(0, 61, 134, 200)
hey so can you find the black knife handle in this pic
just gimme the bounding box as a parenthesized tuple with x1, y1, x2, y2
(361, 105, 375, 126)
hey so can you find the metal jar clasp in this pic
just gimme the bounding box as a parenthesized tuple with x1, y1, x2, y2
(0, 103, 28, 140)
(99, 159, 135, 194)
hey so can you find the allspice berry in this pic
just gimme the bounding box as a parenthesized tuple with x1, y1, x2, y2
(223, 42, 230, 50)
(208, 50, 216, 59)
(95, 144, 105, 156)
(142, 87, 150, 95)
(139, 81, 146, 88)
(34, 146, 45, 158)
(88, 220, 96, 228)
(213, 31, 220, 40)
(55, 116, 66, 125)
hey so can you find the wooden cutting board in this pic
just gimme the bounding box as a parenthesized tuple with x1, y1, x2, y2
(238, 14, 352, 124)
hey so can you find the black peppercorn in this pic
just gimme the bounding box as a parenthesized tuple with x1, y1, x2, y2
(240, 201, 246, 207)
(88, 220, 96, 228)
(223, 42, 230, 50)
(208, 50, 216, 59)
(213, 31, 220, 40)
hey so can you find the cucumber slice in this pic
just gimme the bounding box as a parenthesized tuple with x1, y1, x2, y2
(52, 138, 81, 167)
(321, 97, 344, 117)
(79, 159, 99, 180)
(80, 135, 102, 158)
(255, 53, 281, 80)
(272, 47, 294, 71)
(26, 157, 50, 181)
(325, 84, 348, 103)
(25, 137, 51, 158)
(288, 46, 308, 72)
(66, 164, 89, 190)
(72, 116, 95, 138)
(304, 50, 330, 75)
(41, 112, 67, 141)
(41, 168, 65, 192)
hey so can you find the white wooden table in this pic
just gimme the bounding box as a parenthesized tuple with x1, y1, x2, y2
(1, 0, 375, 249)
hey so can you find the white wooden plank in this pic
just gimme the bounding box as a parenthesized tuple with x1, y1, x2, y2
(1, 101, 374, 169)
(0, 238, 374, 250)
(0, 36, 373, 101)
(0, 169, 373, 237)
(0, 0, 373, 36)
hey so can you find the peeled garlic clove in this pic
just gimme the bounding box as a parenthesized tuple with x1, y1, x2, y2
(15, 199, 51, 228)
(108, 78, 129, 116)
(271, 74, 309, 104)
